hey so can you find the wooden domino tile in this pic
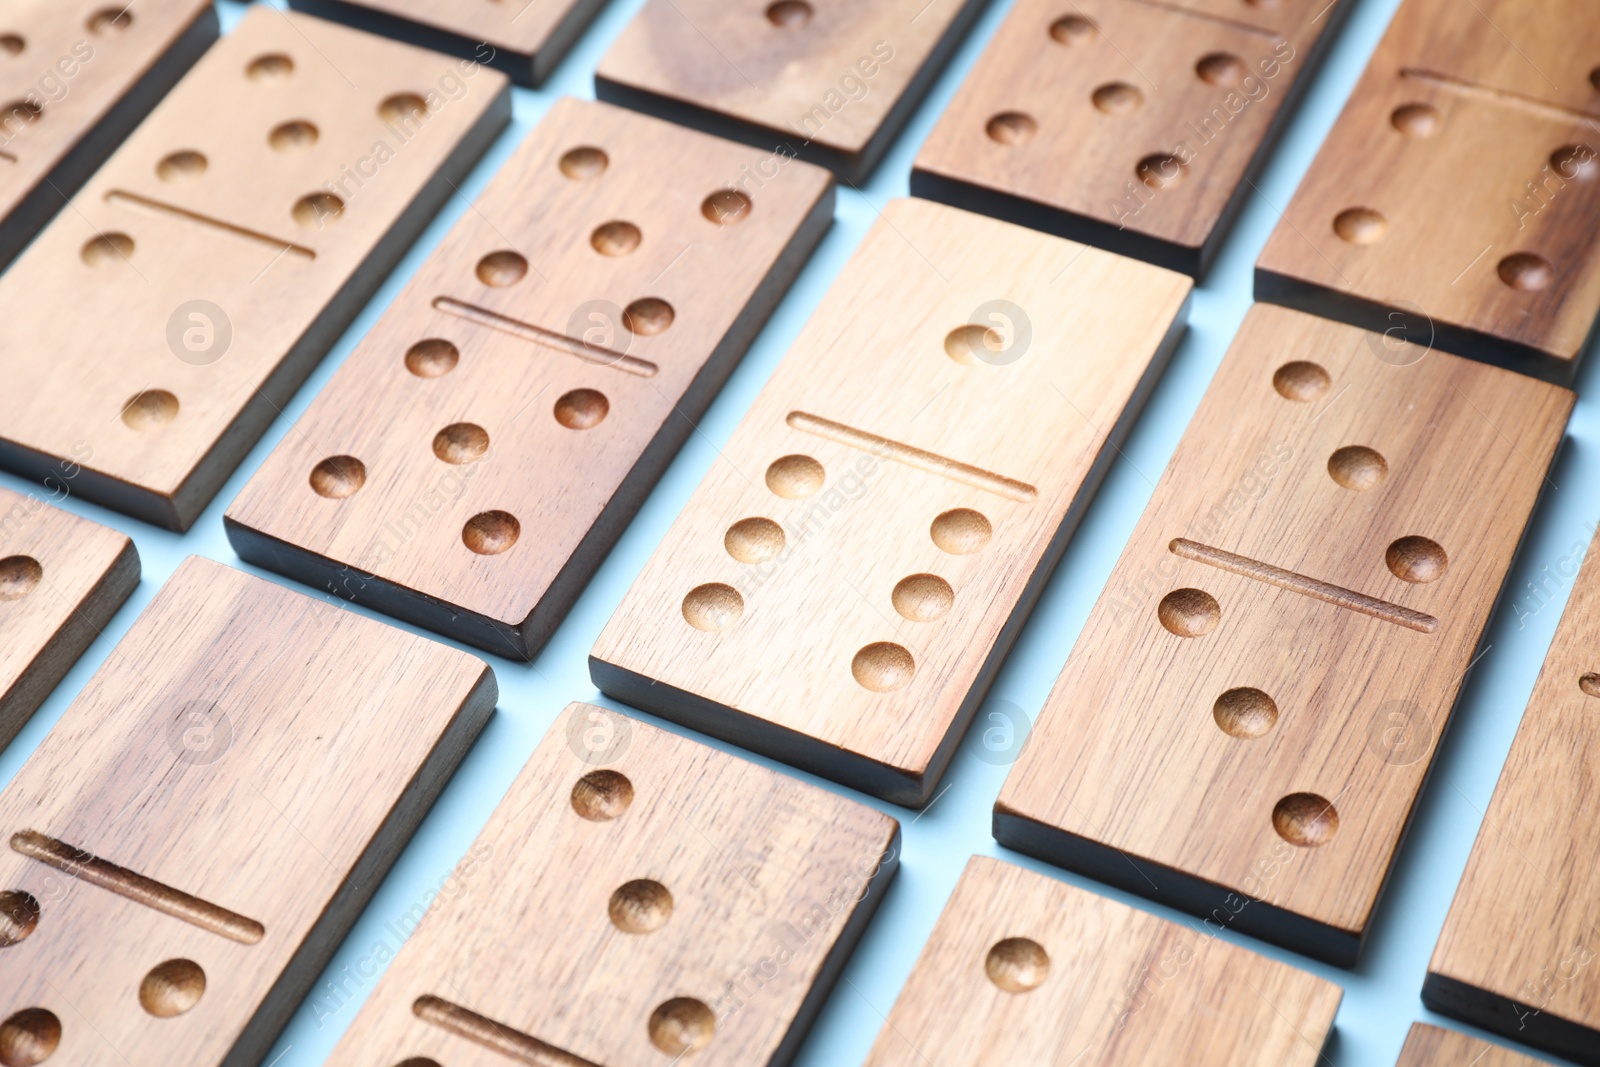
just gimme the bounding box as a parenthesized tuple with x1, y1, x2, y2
(225, 98, 834, 662)
(0, 486, 138, 748)
(1257, 0, 1600, 384)
(0, 555, 496, 1067)
(1425, 525, 1600, 1064)
(996, 304, 1572, 966)
(0, 0, 218, 269)
(1393, 1024, 1547, 1067)
(286, 0, 605, 86)
(914, 0, 1349, 276)
(0, 7, 512, 532)
(323, 701, 899, 1067)
(590, 197, 1192, 805)
(863, 856, 1341, 1066)
(595, 0, 989, 182)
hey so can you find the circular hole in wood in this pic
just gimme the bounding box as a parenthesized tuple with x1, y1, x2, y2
(476, 250, 528, 287)
(139, 959, 205, 1018)
(682, 583, 743, 632)
(0, 891, 40, 947)
(702, 189, 753, 225)
(852, 642, 915, 692)
(1390, 102, 1440, 137)
(1272, 360, 1330, 402)
(309, 455, 366, 499)
(1, 100, 40, 127)
(892, 574, 954, 622)
(985, 111, 1038, 145)
(623, 298, 674, 335)
(0, 1009, 59, 1067)
(609, 879, 673, 934)
(121, 389, 178, 431)
(432, 423, 489, 464)
(1386, 535, 1447, 584)
(725, 517, 785, 564)
(1049, 15, 1097, 44)
(405, 339, 459, 377)
(1213, 688, 1278, 739)
(648, 998, 715, 1055)
(930, 508, 991, 554)
(462, 511, 520, 555)
(1580, 673, 1600, 698)
(591, 220, 641, 256)
(1591, 66, 1600, 92)
(0, 36, 23, 56)
(156, 150, 207, 181)
(269, 120, 318, 151)
(1272, 793, 1339, 847)
(571, 769, 633, 821)
(0, 557, 43, 601)
(293, 192, 343, 229)
(1137, 152, 1186, 189)
(394, 1060, 442, 1067)
(246, 54, 294, 82)
(985, 937, 1050, 993)
(1195, 52, 1245, 86)
(1327, 445, 1388, 491)
(378, 93, 429, 125)
(81, 232, 133, 267)
(559, 145, 608, 179)
(765, 1, 812, 27)
(1551, 144, 1597, 181)
(765, 454, 825, 498)
(1333, 207, 1387, 244)
(87, 8, 132, 34)
(944, 324, 1004, 365)
(1242, 0, 1280, 7)
(554, 389, 609, 430)
(1497, 252, 1554, 291)
(1091, 82, 1143, 115)
(1158, 588, 1219, 637)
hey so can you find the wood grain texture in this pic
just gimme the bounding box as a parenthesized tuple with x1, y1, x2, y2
(1425, 526, 1600, 1065)
(0, 0, 218, 269)
(913, 0, 1348, 276)
(1393, 1024, 1547, 1067)
(864, 856, 1341, 1066)
(224, 97, 835, 662)
(0, 8, 512, 532)
(324, 701, 899, 1067)
(595, 0, 989, 182)
(0, 555, 496, 1067)
(1256, 0, 1600, 383)
(590, 197, 1192, 806)
(285, 0, 606, 85)
(996, 304, 1572, 966)
(0, 486, 138, 749)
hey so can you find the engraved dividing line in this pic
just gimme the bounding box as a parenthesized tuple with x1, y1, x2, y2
(414, 995, 605, 1067)
(1169, 539, 1439, 634)
(1122, 0, 1283, 40)
(1400, 69, 1600, 126)
(105, 190, 316, 260)
(785, 411, 1037, 502)
(10, 830, 266, 944)
(431, 297, 658, 378)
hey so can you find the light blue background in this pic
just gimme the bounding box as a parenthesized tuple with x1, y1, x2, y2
(3, 0, 1594, 1063)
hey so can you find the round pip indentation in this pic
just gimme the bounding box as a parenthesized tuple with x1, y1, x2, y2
(156, 150, 207, 181)
(1327, 445, 1388, 491)
(405, 338, 459, 377)
(1498, 252, 1554, 291)
(80, 232, 133, 267)
(462, 511, 520, 555)
(1272, 360, 1331, 402)
(139, 959, 205, 1018)
(892, 574, 954, 622)
(476, 250, 528, 287)
(682, 583, 743, 632)
(1390, 102, 1440, 137)
(609, 879, 673, 934)
(309, 455, 366, 499)
(0, 557, 42, 601)
(930, 508, 991, 555)
(1552, 144, 1598, 181)
(1580, 673, 1600, 698)
(572, 769, 634, 821)
(1333, 207, 1387, 244)
(1091, 82, 1143, 115)
(269, 120, 318, 151)
(852, 642, 915, 692)
(121, 389, 178, 431)
(559, 146, 608, 179)
(0, 1008, 59, 1067)
(1213, 688, 1278, 739)
(1137, 153, 1186, 189)
(87, 8, 132, 33)
(1591, 66, 1600, 92)
(944, 324, 1004, 366)
(703, 189, 753, 225)
(0, 100, 39, 126)
(293, 192, 343, 229)
(394, 1060, 442, 1067)
(766, 0, 813, 27)
(725, 517, 786, 564)
(1386, 535, 1447, 584)
(0, 891, 40, 947)
(1272, 793, 1339, 847)
(432, 423, 489, 464)
(985, 937, 1050, 993)
(378, 93, 429, 125)
(1158, 588, 1219, 637)
(985, 111, 1038, 145)
(1049, 14, 1097, 44)
(648, 998, 715, 1056)
(591, 220, 641, 256)
(623, 298, 674, 336)
(246, 54, 293, 82)
(554, 388, 609, 430)
(0, 35, 23, 56)
(1195, 52, 1245, 86)
(765, 454, 825, 498)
